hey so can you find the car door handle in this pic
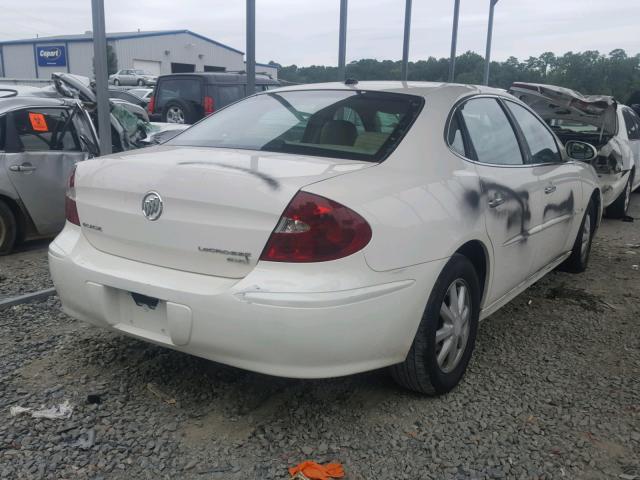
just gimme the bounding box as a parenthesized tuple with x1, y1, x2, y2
(544, 185, 557, 194)
(9, 164, 37, 172)
(488, 195, 505, 208)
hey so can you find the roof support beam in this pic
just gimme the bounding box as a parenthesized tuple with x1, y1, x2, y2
(91, 0, 112, 155)
(337, 0, 348, 81)
(246, 0, 256, 96)
(483, 0, 499, 86)
(448, 0, 461, 82)
(401, 0, 412, 81)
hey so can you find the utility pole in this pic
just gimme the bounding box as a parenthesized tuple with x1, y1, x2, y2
(90, 0, 112, 155)
(448, 0, 461, 82)
(246, 0, 256, 96)
(338, 0, 348, 81)
(401, 0, 412, 81)
(483, 0, 499, 85)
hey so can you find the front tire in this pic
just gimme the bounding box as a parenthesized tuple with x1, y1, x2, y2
(560, 198, 595, 273)
(605, 173, 632, 219)
(0, 200, 17, 256)
(137, 79, 144, 86)
(390, 253, 480, 395)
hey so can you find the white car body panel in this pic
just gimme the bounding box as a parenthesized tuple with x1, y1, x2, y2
(50, 81, 602, 379)
(510, 82, 637, 208)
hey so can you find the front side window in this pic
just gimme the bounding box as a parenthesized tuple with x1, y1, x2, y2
(506, 102, 562, 163)
(169, 90, 424, 162)
(458, 98, 523, 165)
(7, 108, 81, 153)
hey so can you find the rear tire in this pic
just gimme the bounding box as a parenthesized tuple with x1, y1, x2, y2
(605, 173, 632, 219)
(137, 79, 144, 86)
(0, 200, 17, 256)
(162, 99, 197, 124)
(560, 198, 595, 273)
(390, 253, 480, 395)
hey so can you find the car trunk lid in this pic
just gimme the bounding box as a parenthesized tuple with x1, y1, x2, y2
(75, 146, 373, 278)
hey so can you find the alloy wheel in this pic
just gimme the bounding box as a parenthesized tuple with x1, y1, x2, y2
(435, 278, 471, 373)
(166, 106, 185, 124)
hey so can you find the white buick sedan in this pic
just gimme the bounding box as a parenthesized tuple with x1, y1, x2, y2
(49, 82, 602, 395)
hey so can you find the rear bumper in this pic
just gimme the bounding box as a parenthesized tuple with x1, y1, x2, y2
(49, 224, 446, 378)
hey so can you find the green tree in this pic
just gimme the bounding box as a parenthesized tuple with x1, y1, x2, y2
(278, 49, 640, 102)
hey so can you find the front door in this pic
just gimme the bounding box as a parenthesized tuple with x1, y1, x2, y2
(2, 106, 90, 235)
(503, 100, 583, 272)
(454, 97, 543, 306)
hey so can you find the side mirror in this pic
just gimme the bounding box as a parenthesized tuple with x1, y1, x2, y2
(565, 140, 598, 162)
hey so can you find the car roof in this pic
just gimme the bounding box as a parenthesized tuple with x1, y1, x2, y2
(0, 95, 70, 113)
(157, 72, 279, 85)
(266, 81, 508, 100)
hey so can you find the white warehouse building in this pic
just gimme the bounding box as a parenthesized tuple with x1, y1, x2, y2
(0, 29, 278, 80)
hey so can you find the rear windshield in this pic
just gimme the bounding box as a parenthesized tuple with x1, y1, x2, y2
(168, 90, 424, 162)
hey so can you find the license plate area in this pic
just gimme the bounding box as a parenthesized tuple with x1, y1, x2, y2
(119, 290, 168, 337)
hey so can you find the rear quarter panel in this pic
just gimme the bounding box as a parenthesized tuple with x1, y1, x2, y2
(303, 87, 492, 274)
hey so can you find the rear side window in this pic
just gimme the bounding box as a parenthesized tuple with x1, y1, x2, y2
(506, 101, 561, 164)
(622, 108, 640, 140)
(447, 114, 466, 157)
(458, 98, 523, 165)
(7, 108, 81, 153)
(169, 90, 424, 162)
(214, 85, 245, 109)
(156, 78, 202, 109)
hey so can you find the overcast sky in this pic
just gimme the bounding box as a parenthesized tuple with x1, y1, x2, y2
(2, 0, 638, 65)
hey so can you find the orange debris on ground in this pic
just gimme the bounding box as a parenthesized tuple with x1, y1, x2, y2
(289, 461, 345, 479)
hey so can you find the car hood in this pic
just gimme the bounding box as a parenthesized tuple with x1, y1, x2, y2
(508, 82, 617, 135)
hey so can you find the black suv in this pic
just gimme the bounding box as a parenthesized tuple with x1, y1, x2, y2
(148, 72, 280, 124)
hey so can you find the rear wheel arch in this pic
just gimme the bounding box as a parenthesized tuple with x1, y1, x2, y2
(0, 194, 27, 243)
(454, 240, 489, 306)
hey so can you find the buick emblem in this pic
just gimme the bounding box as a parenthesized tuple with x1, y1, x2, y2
(142, 191, 163, 221)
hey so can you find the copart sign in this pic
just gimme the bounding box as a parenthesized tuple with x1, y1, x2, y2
(36, 46, 67, 67)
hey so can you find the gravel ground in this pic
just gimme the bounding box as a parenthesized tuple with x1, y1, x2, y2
(1, 196, 639, 480)
(0, 239, 52, 299)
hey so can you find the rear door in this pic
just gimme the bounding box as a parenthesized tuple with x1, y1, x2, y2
(2, 106, 89, 235)
(503, 99, 583, 272)
(453, 96, 544, 305)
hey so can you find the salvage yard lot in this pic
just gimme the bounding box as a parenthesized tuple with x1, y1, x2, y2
(1, 197, 639, 480)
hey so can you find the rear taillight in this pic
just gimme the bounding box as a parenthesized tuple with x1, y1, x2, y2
(65, 166, 80, 226)
(260, 191, 372, 262)
(204, 95, 215, 115)
(147, 95, 155, 114)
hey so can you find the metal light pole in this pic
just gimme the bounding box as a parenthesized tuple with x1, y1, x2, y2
(337, 0, 348, 81)
(448, 0, 460, 82)
(401, 0, 412, 81)
(246, 0, 256, 96)
(483, 0, 499, 85)
(90, 0, 112, 155)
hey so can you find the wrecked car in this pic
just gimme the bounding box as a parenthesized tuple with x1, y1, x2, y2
(0, 88, 100, 254)
(0, 78, 187, 254)
(51, 82, 602, 395)
(509, 83, 640, 217)
(51, 73, 187, 149)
